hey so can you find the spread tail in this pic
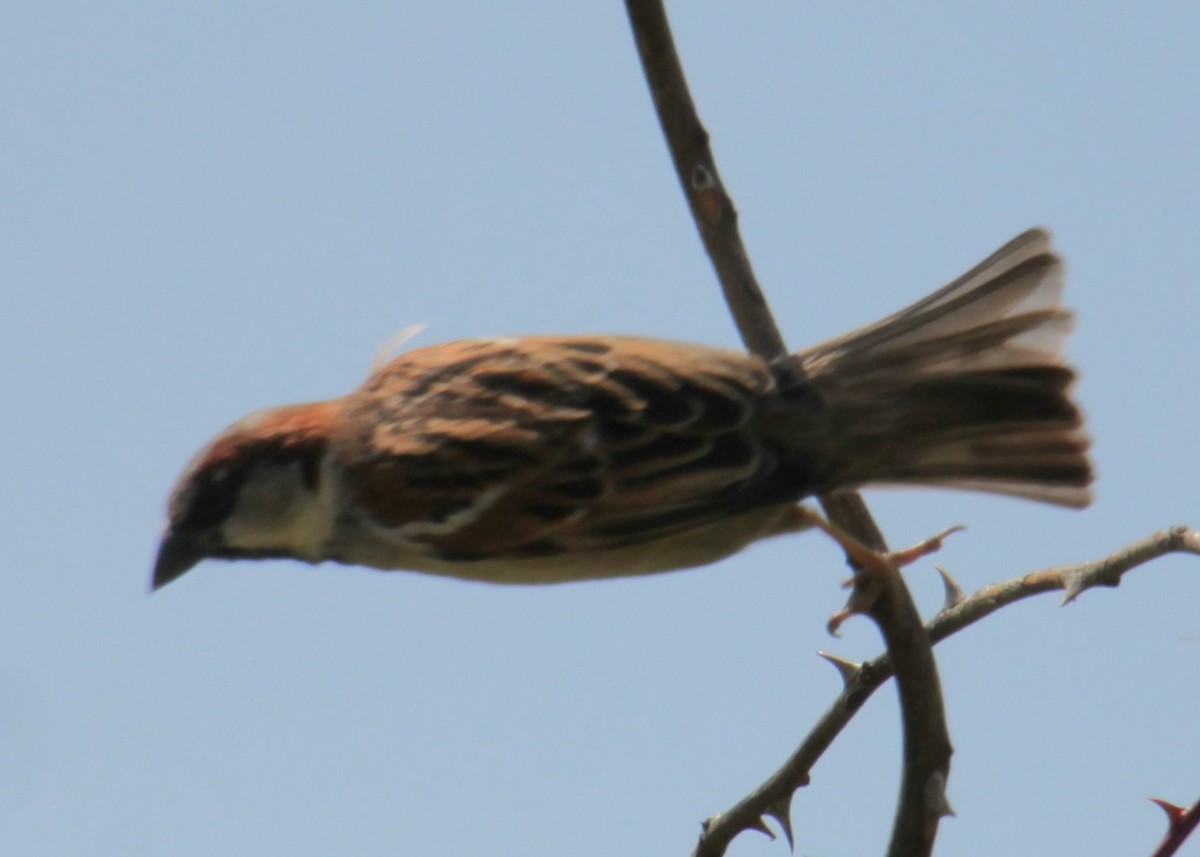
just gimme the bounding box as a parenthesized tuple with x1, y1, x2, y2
(798, 228, 1092, 507)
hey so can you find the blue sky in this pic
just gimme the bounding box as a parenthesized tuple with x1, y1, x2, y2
(3, 3, 1198, 855)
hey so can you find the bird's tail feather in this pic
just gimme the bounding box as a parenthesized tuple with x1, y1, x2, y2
(798, 228, 1092, 507)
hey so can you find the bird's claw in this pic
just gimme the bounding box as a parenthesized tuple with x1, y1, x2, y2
(795, 506, 964, 635)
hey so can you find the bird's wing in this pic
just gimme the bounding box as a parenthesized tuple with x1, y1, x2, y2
(335, 336, 800, 562)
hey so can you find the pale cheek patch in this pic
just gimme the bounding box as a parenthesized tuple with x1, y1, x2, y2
(221, 462, 335, 560)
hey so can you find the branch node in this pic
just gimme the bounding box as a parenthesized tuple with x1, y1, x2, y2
(1167, 524, 1200, 554)
(690, 163, 716, 190)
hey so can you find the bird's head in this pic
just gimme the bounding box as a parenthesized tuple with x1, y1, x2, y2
(152, 401, 341, 590)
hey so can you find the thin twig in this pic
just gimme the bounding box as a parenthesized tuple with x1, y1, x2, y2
(621, 3, 951, 854)
(695, 526, 1200, 856)
(622, 0, 786, 361)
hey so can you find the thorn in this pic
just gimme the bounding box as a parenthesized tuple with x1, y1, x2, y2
(934, 565, 966, 611)
(764, 793, 795, 851)
(747, 817, 775, 840)
(1150, 797, 1187, 825)
(817, 650, 861, 686)
(1060, 570, 1088, 605)
(926, 771, 955, 819)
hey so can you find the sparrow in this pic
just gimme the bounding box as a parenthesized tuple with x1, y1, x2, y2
(153, 228, 1091, 589)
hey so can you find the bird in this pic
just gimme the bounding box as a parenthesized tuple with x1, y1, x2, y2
(152, 228, 1091, 590)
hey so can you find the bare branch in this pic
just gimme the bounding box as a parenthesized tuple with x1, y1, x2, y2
(928, 525, 1200, 642)
(695, 526, 1200, 856)
(866, 557, 955, 857)
(622, 2, 950, 854)
(622, 0, 786, 361)
(622, 3, 950, 854)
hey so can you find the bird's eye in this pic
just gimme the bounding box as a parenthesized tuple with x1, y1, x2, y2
(174, 463, 242, 531)
(299, 456, 320, 489)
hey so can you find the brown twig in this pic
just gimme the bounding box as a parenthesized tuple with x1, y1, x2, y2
(621, 2, 951, 854)
(621, 0, 786, 361)
(867, 562, 954, 857)
(694, 526, 1200, 856)
(928, 526, 1200, 639)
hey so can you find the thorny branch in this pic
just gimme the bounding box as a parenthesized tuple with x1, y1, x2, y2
(622, 1, 951, 855)
(694, 526, 1200, 857)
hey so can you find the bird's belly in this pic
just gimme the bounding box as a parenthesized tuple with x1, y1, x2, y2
(330, 504, 807, 584)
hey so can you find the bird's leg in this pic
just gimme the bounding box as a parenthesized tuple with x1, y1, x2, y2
(791, 505, 963, 635)
(794, 505, 962, 572)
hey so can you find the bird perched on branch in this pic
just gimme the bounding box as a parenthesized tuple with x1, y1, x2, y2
(153, 229, 1091, 590)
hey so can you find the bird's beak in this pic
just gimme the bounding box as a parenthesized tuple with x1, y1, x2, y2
(152, 528, 207, 591)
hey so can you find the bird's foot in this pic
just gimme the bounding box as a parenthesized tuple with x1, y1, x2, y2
(793, 506, 963, 635)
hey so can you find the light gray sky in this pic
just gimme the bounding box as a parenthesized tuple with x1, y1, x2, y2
(3, 3, 1198, 856)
